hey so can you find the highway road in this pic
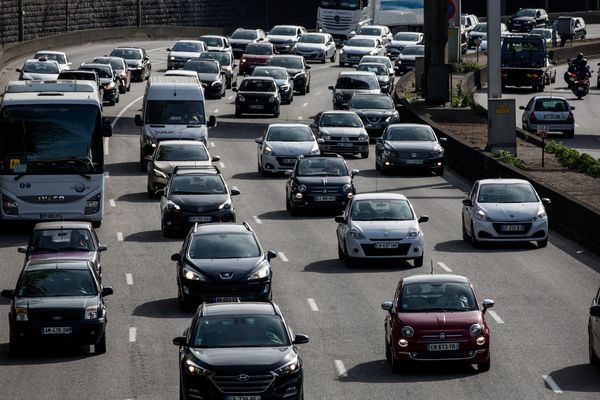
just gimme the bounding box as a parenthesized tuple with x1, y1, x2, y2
(0, 39, 600, 400)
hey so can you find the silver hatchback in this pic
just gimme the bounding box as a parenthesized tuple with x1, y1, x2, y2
(520, 96, 575, 138)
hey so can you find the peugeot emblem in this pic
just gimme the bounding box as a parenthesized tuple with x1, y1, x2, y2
(411, 153, 417, 158)
(52, 315, 62, 321)
(220, 272, 233, 280)
(237, 374, 250, 382)
(383, 232, 389, 237)
(439, 333, 446, 340)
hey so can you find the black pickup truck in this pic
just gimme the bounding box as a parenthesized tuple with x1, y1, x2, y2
(501, 35, 554, 92)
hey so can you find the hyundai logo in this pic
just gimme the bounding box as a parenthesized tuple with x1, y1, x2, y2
(411, 153, 417, 158)
(37, 195, 66, 203)
(237, 374, 250, 382)
(220, 272, 233, 280)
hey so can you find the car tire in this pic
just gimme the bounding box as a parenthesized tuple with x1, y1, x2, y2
(339, 61, 345, 67)
(331, 52, 336, 62)
(95, 333, 107, 354)
(321, 56, 326, 64)
(162, 221, 173, 238)
(470, 222, 480, 248)
(343, 243, 355, 268)
(147, 187, 156, 198)
(274, 109, 280, 118)
(235, 109, 242, 118)
(462, 220, 470, 242)
(299, 85, 307, 95)
(360, 152, 369, 159)
(290, 202, 299, 216)
(375, 158, 381, 171)
(127, 83, 131, 92)
(286, 195, 291, 211)
(109, 97, 116, 106)
(306, 84, 310, 94)
(413, 254, 424, 267)
(119, 85, 126, 94)
(435, 166, 444, 176)
(590, 327, 600, 365)
(140, 152, 148, 172)
(338, 243, 344, 260)
(537, 238, 548, 248)
(565, 130, 575, 138)
(385, 337, 391, 361)
(477, 359, 491, 372)
(551, 74, 556, 84)
(92, 221, 102, 228)
(390, 344, 403, 373)
(9, 337, 22, 356)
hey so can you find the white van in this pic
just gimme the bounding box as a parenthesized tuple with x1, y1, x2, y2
(135, 75, 216, 171)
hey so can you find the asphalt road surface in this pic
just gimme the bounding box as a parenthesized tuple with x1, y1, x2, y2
(0, 39, 600, 400)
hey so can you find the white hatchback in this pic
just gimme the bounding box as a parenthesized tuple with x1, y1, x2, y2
(520, 96, 575, 138)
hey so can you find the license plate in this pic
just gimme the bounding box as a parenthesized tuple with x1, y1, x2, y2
(427, 343, 459, 351)
(405, 159, 423, 165)
(336, 143, 354, 147)
(214, 297, 240, 302)
(249, 105, 264, 109)
(578, 87, 584, 91)
(544, 114, 561, 119)
(367, 124, 382, 129)
(41, 213, 62, 220)
(189, 216, 211, 222)
(375, 242, 399, 249)
(42, 327, 72, 335)
(226, 396, 261, 400)
(315, 195, 336, 202)
(501, 224, 524, 232)
(282, 158, 296, 164)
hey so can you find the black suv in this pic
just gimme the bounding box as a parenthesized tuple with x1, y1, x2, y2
(286, 154, 358, 215)
(2, 260, 113, 355)
(171, 222, 277, 307)
(348, 93, 400, 140)
(157, 166, 240, 237)
(509, 8, 549, 32)
(267, 55, 311, 95)
(173, 302, 309, 400)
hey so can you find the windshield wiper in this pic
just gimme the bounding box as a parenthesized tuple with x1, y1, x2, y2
(14, 158, 93, 181)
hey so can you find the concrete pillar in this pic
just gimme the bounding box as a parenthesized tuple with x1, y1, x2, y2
(423, 0, 447, 65)
(137, 0, 142, 27)
(545, 0, 550, 13)
(487, 0, 502, 99)
(501, 0, 507, 16)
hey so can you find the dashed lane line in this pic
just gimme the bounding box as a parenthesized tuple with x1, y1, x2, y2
(307, 298, 319, 311)
(543, 375, 563, 394)
(214, 108, 220, 114)
(218, 162, 225, 169)
(302, 102, 309, 107)
(487, 310, 505, 324)
(210, 141, 215, 148)
(117, 232, 124, 242)
(125, 273, 133, 285)
(277, 252, 289, 262)
(109, 199, 116, 207)
(104, 172, 109, 178)
(437, 262, 453, 272)
(129, 327, 137, 343)
(334, 360, 348, 378)
(253, 216, 263, 224)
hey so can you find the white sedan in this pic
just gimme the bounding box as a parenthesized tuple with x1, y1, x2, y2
(462, 179, 550, 248)
(335, 193, 429, 267)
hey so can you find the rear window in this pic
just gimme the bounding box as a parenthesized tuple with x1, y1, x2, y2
(245, 44, 274, 55)
(335, 75, 379, 90)
(534, 99, 569, 112)
(350, 95, 393, 110)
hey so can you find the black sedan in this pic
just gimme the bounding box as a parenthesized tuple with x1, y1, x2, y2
(109, 46, 151, 81)
(157, 166, 240, 237)
(171, 222, 276, 307)
(234, 76, 281, 118)
(183, 60, 226, 98)
(267, 55, 311, 95)
(173, 302, 309, 400)
(286, 154, 358, 215)
(375, 123, 446, 175)
(348, 93, 400, 140)
(2, 259, 113, 355)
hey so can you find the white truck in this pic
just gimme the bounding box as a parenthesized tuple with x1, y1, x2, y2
(316, 0, 424, 42)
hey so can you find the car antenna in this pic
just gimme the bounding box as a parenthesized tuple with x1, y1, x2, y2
(430, 259, 434, 275)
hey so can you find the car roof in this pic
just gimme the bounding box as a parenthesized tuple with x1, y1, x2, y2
(174, 40, 205, 44)
(193, 222, 254, 235)
(477, 178, 531, 185)
(202, 302, 277, 316)
(159, 139, 207, 147)
(199, 35, 226, 39)
(242, 76, 276, 82)
(35, 50, 66, 56)
(352, 192, 408, 201)
(113, 46, 143, 50)
(532, 95, 567, 101)
(268, 123, 310, 129)
(349, 35, 378, 41)
(271, 25, 303, 29)
(172, 166, 219, 176)
(34, 221, 93, 230)
(25, 58, 59, 65)
(359, 25, 387, 30)
(339, 71, 377, 77)
(322, 110, 359, 115)
(403, 274, 471, 285)
(25, 259, 92, 272)
(271, 55, 303, 60)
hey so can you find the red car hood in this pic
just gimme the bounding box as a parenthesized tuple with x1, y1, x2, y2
(29, 251, 95, 262)
(398, 310, 482, 330)
(241, 54, 273, 62)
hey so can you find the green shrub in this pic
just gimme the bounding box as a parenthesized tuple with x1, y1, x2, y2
(577, 153, 596, 173)
(492, 150, 527, 170)
(451, 84, 474, 108)
(543, 140, 600, 178)
(544, 140, 560, 154)
(451, 61, 481, 73)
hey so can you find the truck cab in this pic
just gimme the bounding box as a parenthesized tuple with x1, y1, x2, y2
(501, 35, 549, 92)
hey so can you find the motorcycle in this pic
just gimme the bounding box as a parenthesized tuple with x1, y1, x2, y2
(564, 62, 578, 88)
(572, 78, 590, 99)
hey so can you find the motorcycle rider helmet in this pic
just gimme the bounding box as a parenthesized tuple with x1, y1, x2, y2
(582, 59, 588, 66)
(577, 53, 584, 60)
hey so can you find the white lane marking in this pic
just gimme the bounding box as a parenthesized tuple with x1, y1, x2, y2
(129, 327, 137, 343)
(437, 262, 453, 272)
(487, 310, 504, 324)
(277, 252, 289, 262)
(218, 161, 225, 168)
(227, 95, 233, 100)
(111, 95, 144, 129)
(117, 232, 124, 242)
(210, 141, 215, 148)
(125, 273, 133, 286)
(104, 172, 109, 178)
(334, 360, 348, 378)
(104, 137, 110, 156)
(302, 102, 309, 107)
(253, 216, 263, 224)
(576, 250, 584, 254)
(109, 199, 116, 208)
(307, 298, 319, 311)
(214, 108, 220, 114)
(147, 47, 168, 52)
(315, 91, 322, 96)
(543, 375, 563, 394)
(297, 116, 303, 120)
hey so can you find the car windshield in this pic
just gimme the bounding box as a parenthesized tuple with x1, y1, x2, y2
(200, 37, 224, 47)
(320, 113, 363, 127)
(530, 29, 551, 39)
(30, 229, 95, 252)
(361, 56, 390, 67)
(534, 99, 568, 112)
(81, 66, 111, 78)
(155, 144, 209, 161)
(357, 64, 388, 75)
(270, 26, 297, 36)
(184, 61, 219, 74)
(58, 72, 95, 81)
(267, 126, 313, 142)
(170, 175, 225, 195)
(95, 58, 124, 71)
(473, 23, 487, 32)
(401, 282, 478, 312)
(351, 95, 394, 110)
(336, 75, 378, 89)
(346, 38, 375, 47)
(36, 53, 66, 64)
(515, 9, 537, 17)
(477, 183, 539, 203)
(18, 269, 97, 298)
(230, 30, 258, 40)
(269, 57, 304, 69)
(299, 34, 326, 44)
(401, 46, 424, 56)
(297, 157, 347, 176)
(357, 27, 382, 36)
(252, 68, 288, 80)
(393, 32, 420, 41)
(24, 61, 59, 74)
(192, 315, 290, 348)
(145, 100, 206, 125)
(199, 52, 232, 67)
(189, 232, 261, 259)
(173, 42, 204, 52)
(110, 48, 142, 60)
(239, 79, 276, 92)
(245, 43, 274, 55)
(387, 126, 436, 141)
(350, 199, 414, 221)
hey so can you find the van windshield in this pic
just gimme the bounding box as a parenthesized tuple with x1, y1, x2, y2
(145, 101, 206, 125)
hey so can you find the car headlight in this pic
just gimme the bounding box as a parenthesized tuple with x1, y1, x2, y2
(182, 265, 206, 281)
(238, 94, 245, 102)
(383, 149, 396, 157)
(153, 168, 168, 178)
(85, 305, 99, 320)
(407, 226, 420, 238)
(247, 260, 271, 281)
(170, 56, 175, 60)
(358, 133, 368, 141)
(342, 184, 352, 193)
(166, 200, 181, 211)
(430, 149, 444, 157)
(385, 115, 398, 123)
(297, 184, 307, 193)
(219, 199, 232, 211)
(401, 325, 414, 338)
(143, 135, 157, 147)
(474, 207, 491, 221)
(470, 323, 483, 337)
(534, 205, 547, 220)
(262, 145, 273, 155)
(273, 355, 300, 376)
(280, 85, 290, 91)
(185, 359, 213, 376)
(350, 228, 365, 240)
(15, 307, 28, 321)
(2, 194, 19, 215)
(310, 146, 320, 155)
(84, 193, 101, 215)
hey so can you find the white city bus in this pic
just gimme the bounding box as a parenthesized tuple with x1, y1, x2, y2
(0, 80, 112, 227)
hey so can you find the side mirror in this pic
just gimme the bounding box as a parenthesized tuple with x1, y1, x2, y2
(16, 68, 22, 73)
(173, 336, 187, 346)
(462, 198, 473, 207)
(17, 246, 27, 254)
(155, 188, 165, 196)
(418, 215, 429, 223)
(101, 286, 114, 297)
(570, 106, 575, 111)
(541, 198, 551, 205)
(166, 48, 172, 52)
(233, 64, 238, 68)
(134, 114, 143, 127)
(317, 138, 324, 144)
(519, 106, 525, 110)
(351, 169, 359, 177)
(171, 253, 181, 262)
(208, 115, 217, 128)
(230, 187, 241, 196)
(328, 85, 334, 91)
(284, 170, 292, 176)
(102, 117, 113, 137)
(232, 87, 238, 92)
(292, 333, 310, 345)
(1, 289, 15, 299)
(381, 301, 393, 312)
(211, 155, 221, 162)
(267, 250, 277, 260)
(306, 65, 311, 70)
(590, 305, 600, 318)
(255, 137, 264, 144)
(309, 123, 317, 129)
(97, 245, 108, 252)
(334, 216, 346, 224)
(438, 137, 447, 142)
(481, 299, 495, 312)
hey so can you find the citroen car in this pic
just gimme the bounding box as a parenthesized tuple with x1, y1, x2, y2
(395, 45, 425, 75)
(267, 55, 311, 95)
(266, 25, 307, 54)
(311, 110, 369, 157)
(183, 60, 226, 98)
(293, 32, 336, 63)
(157, 166, 240, 237)
(171, 222, 276, 306)
(93, 56, 131, 93)
(375, 123, 445, 174)
(109, 46, 151, 81)
(79, 63, 119, 105)
(255, 123, 321, 175)
(2, 259, 113, 355)
(238, 42, 277, 76)
(198, 51, 236, 88)
(252, 66, 294, 104)
(16, 58, 60, 81)
(356, 63, 394, 94)
(339, 36, 386, 67)
(349, 93, 400, 140)
(229, 28, 267, 59)
(33, 50, 71, 72)
(329, 71, 381, 110)
(234, 76, 281, 118)
(198, 35, 233, 54)
(286, 154, 358, 215)
(173, 302, 309, 400)
(387, 32, 424, 60)
(461, 179, 550, 248)
(167, 40, 207, 70)
(382, 274, 494, 372)
(335, 193, 428, 267)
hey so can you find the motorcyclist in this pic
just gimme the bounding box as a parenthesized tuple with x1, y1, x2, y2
(576, 59, 592, 80)
(570, 53, 584, 70)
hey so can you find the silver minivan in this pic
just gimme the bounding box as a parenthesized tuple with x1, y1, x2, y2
(328, 71, 381, 110)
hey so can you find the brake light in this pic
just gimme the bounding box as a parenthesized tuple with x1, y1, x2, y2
(530, 112, 538, 123)
(566, 112, 574, 123)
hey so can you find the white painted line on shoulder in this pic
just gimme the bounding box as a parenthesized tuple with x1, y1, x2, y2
(253, 216, 263, 224)
(543, 375, 562, 394)
(109, 199, 116, 208)
(125, 273, 133, 286)
(307, 298, 319, 311)
(214, 108, 220, 114)
(302, 102, 309, 107)
(147, 47, 167, 52)
(210, 141, 215, 148)
(277, 252, 289, 262)
(437, 262, 452, 272)
(575, 123, 580, 127)
(334, 360, 348, 378)
(104, 137, 110, 156)
(129, 327, 137, 343)
(227, 95, 233, 100)
(111, 95, 144, 129)
(487, 310, 504, 324)
(315, 91, 322, 96)
(218, 161, 225, 168)
(117, 232, 124, 242)
(297, 116, 303, 120)
(104, 172, 109, 178)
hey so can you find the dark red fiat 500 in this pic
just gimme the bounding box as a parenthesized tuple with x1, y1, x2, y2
(382, 274, 494, 372)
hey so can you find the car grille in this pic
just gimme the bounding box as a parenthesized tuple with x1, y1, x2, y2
(394, 151, 431, 159)
(29, 309, 83, 322)
(365, 116, 385, 124)
(420, 333, 465, 341)
(492, 222, 533, 235)
(211, 373, 275, 393)
(411, 350, 476, 360)
(308, 186, 342, 194)
(360, 243, 411, 256)
(327, 136, 363, 141)
(191, 281, 263, 296)
(321, 15, 354, 30)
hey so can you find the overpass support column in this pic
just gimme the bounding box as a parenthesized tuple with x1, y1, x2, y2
(423, 0, 449, 104)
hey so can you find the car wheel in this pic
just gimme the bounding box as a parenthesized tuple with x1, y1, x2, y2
(274, 109, 280, 118)
(286, 194, 291, 211)
(321, 56, 326, 64)
(147, 186, 157, 198)
(390, 343, 403, 373)
(551, 74, 556, 84)
(109, 97, 116, 106)
(537, 238, 548, 248)
(331, 52, 336, 62)
(92, 220, 102, 228)
(360, 152, 369, 159)
(290, 201, 299, 216)
(140, 152, 148, 172)
(162, 221, 173, 238)
(338, 243, 344, 260)
(564, 130, 575, 138)
(9, 337, 22, 356)
(119, 85, 126, 94)
(235, 108, 242, 118)
(95, 333, 107, 354)
(435, 166, 444, 176)
(590, 327, 600, 365)
(470, 222, 480, 248)
(462, 219, 470, 242)
(299, 85, 307, 95)
(127, 83, 131, 92)
(375, 158, 381, 171)
(477, 359, 491, 372)
(343, 242, 355, 268)
(339, 61, 345, 67)
(306, 84, 310, 94)
(413, 254, 424, 267)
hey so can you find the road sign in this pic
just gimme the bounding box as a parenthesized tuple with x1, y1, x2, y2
(537, 125, 550, 137)
(448, 0, 457, 20)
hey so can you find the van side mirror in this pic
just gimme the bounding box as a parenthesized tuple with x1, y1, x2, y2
(211, 155, 221, 162)
(101, 287, 114, 297)
(134, 114, 143, 127)
(255, 137, 264, 144)
(462, 198, 473, 207)
(418, 215, 429, 223)
(173, 336, 187, 346)
(102, 117, 113, 137)
(334, 216, 346, 224)
(381, 301, 393, 312)
(208, 115, 217, 128)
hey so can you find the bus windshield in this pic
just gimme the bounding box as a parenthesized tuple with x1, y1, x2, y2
(319, 0, 363, 10)
(0, 104, 103, 175)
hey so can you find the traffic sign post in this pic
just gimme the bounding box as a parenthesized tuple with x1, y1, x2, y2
(537, 125, 549, 167)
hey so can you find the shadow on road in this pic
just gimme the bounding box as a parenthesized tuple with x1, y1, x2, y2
(117, 192, 155, 204)
(548, 363, 600, 393)
(340, 359, 477, 383)
(0, 343, 93, 364)
(133, 297, 193, 319)
(434, 239, 539, 253)
(106, 161, 145, 176)
(304, 258, 417, 274)
(125, 230, 183, 243)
